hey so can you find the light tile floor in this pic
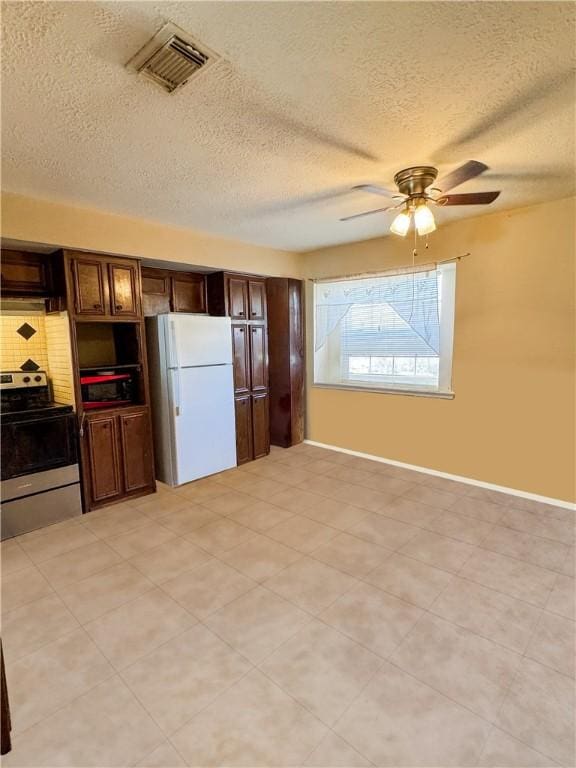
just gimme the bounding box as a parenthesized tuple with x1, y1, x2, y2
(1, 443, 574, 767)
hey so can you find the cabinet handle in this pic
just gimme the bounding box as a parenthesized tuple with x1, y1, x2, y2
(239, 327, 244, 333)
(239, 311, 245, 316)
(251, 311, 257, 316)
(93, 303, 102, 309)
(116, 304, 123, 310)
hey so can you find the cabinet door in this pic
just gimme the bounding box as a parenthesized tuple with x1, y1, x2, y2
(172, 275, 206, 313)
(252, 393, 270, 459)
(72, 258, 107, 316)
(232, 325, 250, 394)
(249, 325, 267, 392)
(118, 410, 155, 493)
(1, 251, 50, 296)
(234, 395, 253, 465)
(85, 414, 121, 503)
(141, 270, 170, 316)
(228, 278, 248, 320)
(248, 280, 266, 321)
(109, 263, 139, 317)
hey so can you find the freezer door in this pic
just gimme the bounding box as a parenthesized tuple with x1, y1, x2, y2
(170, 364, 237, 485)
(165, 314, 233, 368)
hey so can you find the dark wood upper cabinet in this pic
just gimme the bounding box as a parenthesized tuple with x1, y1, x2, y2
(72, 258, 107, 316)
(248, 280, 266, 321)
(109, 263, 139, 317)
(141, 267, 206, 315)
(64, 251, 142, 320)
(172, 274, 206, 313)
(85, 413, 122, 504)
(249, 325, 267, 392)
(234, 395, 253, 465)
(118, 409, 155, 493)
(232, 325, 250, 394)
(141, 269, 171, 316)
(266, 278, 305, 448)
(0, 251, 51, 296)
(228, 278, 248, 320)
(252, 393, 270, 459)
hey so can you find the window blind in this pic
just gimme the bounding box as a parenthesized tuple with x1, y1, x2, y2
(314, 262, 456, 395)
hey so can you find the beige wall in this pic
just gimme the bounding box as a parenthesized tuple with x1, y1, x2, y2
(304, 197, 576, 503)
(1, 192, 304, 278)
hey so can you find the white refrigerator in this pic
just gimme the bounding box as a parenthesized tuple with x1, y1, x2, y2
(146, 314, 237, 486)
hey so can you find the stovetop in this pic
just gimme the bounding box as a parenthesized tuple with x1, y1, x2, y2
(1, 370, 73, 424)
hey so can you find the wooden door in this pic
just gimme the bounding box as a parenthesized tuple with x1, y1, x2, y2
(141, 269, 170, 316)
(172, 275, 206, 313)
(71, 258, 107, 316)
(85, 414, 121, 503)
(248, 280, 266, 321)
(234, 395, 253, 464)
(232, 325, 250, 394)
(118, 410, 154, 493)
(252, 393, 270, 459)
(249, 325, 267, 392)
(228, 278, 248, 320)
(109, 263, 139, 317)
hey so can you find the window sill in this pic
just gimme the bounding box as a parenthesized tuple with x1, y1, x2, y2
(312, 383, 455, 399)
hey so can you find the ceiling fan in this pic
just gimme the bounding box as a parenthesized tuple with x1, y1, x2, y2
(341, 160, 501, 236)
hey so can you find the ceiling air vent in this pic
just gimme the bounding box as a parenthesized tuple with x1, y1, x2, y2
(126, 23, 219, 93)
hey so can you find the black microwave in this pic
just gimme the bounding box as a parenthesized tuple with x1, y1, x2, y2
(80, 372, 134, 409)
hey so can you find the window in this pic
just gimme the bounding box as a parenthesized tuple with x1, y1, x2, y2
(313, 263, 456, 396)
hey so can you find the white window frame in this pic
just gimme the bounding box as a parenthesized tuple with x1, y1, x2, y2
(312, 263, 456, 399)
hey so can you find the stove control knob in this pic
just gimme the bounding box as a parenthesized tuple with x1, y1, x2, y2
(34, 375, 42, 382)
(22, 376, 31, 383)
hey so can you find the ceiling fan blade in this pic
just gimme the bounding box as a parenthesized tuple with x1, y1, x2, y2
(436, 160, 489, 193)
(340, 204, 396, 222)
(436, 191, 501, 206)
(352, 184, 398, 198)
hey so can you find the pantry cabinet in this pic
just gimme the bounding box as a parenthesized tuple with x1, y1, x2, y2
(208, 272, 270, 464)
(266, 278, 305, 447)
(83, 407, 155, 507)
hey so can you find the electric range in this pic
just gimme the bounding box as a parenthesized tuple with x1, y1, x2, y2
(1, 371, 82, 539)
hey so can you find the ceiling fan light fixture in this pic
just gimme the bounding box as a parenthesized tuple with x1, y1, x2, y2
(414, 203, 436, 236)
(390, 210, 411, 237)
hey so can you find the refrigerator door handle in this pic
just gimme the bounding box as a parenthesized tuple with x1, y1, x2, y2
(169, 320, 180, 369)
(170, 367, 182, 417)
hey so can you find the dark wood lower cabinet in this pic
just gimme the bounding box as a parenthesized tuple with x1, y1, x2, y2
(234, 395, 253, 465)
(85, 413, 122, 504)
(252, 393, 270, 459)
(83, 407, 155, 508)
(234, 393, 269, 464)
(118, 411, 155, 492)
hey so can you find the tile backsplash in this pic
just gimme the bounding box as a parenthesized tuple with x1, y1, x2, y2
(0, 311, 49, 371)
(0, 308, 75, 405)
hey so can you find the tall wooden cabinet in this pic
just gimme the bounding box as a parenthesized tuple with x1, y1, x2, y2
(59, 250, 156, 511)
(266, 278, 305, 448)
(207, 272, 270, 464)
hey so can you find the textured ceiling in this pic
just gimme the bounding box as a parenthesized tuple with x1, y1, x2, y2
(1, 1, 574, 252)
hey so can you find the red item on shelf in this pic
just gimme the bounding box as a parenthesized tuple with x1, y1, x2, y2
(80, 374, 131, 384)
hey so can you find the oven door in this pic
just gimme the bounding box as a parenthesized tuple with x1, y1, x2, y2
(1, 413, 78, 481)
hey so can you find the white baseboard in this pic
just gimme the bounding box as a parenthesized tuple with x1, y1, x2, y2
(304, 439, 576, 511)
